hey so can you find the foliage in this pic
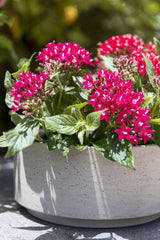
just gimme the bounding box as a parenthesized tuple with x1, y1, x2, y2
(1, 34, 160, 170)
(1, 0, 160, 139)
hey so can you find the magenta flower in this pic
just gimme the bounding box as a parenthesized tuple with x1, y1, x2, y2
(83, 69, 154, 145)
(10, 71, 50, 115)
(97, 34, 160, 77)
(83, 72, 99, 89)
(97, 34, 145, 57)
(115, 124, 132, 141)
(36, 41, 94, 72)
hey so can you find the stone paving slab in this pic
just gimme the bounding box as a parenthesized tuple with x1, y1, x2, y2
(0, 156, 160, 240)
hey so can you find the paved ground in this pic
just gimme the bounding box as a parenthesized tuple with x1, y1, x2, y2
(0, 156, 160, 240)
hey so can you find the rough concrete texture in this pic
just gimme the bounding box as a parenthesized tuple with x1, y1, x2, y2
(0, 156, 160, 240)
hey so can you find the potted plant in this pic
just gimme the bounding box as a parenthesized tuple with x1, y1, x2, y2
(0, 35, 160, 228)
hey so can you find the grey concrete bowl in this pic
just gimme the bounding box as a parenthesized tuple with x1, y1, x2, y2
(14, 143, 160, 228)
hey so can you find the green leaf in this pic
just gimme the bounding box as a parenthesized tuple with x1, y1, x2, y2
(12, 53, 36, 78)
(93, 130, 135, 169)
(45, 79, 56, 94)
(151, 118, 160, 125)
(143, 55, 155, 89)
(133, 73, 142, 91)
(47, 134, 69, 156)
(86, 110, 103, 131)
(71, 105, 83, 120)
(64, 86, 76, 95)
(77, 129, 85, 145)
(100, 56, 118, 72)
(11, 113, 25, 125)
(45, 115, 79, 135)
(4, 71, 16, 109)
(4, 71, 14, 90)
(0, 135, 10, 147)
(153, 124, 160, 146)
(0, 13, 14, 27)
(143, 94, 155, 108)
(72, 76, 84, 88)
(65, 102, 88, 114)
(47, 134, 76, 157)
(151, 101, 160, 117)
(43, 99, 57, 117)
(79, 89, 90, 101)
(5, 91, 14, 109)
(4, 118, 40, 158)
(75, 145, 88, 151)
(47, 134, 62, 151)
(153, 37, 160, 55)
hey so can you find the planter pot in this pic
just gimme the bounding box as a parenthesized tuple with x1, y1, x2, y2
(14, 143, 160, 228)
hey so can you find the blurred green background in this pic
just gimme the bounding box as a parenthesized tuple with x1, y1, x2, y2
(1, 0, 160, 138)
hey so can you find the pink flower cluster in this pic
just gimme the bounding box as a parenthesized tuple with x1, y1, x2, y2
(36, 41, 94, 72)
(83, 70, 154, 145)
(10, 71, 50, 115)
(97, 34, 160, 76)
(98, 34, 145, 56)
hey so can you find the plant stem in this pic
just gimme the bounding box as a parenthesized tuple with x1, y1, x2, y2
(31, 115, 49, 137)
(157, 88, 160, 102)
(86, 130, 89, 142)
(42, 121, 49, 137)
(36, 135, 46, 143)
(56, 75, 63, 108)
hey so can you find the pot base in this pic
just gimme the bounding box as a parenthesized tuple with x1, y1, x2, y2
(27, 208, 160, 228)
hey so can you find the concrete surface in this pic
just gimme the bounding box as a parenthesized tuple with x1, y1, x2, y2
(0, 156, 160, 240)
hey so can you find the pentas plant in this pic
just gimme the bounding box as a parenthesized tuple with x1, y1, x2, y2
(83, 70, 154, 146)
(97, 34, 160, 123)
(36, 41, 94, 73)
(97, 34, 160, 77)
(0, 36, 160, 170)
(10, 71, 50, 115)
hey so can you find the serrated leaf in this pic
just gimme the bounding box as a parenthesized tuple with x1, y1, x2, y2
(143, 54, 155, 89)
(71, 105, 83, 120)
(0, 135, 10, 147)
(133, 73, 142, 91)
(45, 79, 56, 93)
(4, 71, 14, 90)
(12, 53, 36, 78)
(93, 130, 135, 169)
(79, 90, 90, 100)
(11, 113, 25, 125)
(143, 94, 155, 108)
(153, 37, 160, 55)
(86, 110, 103, 131)
(65, 102, 88, 114)
(4, 118, 40, 158)
(43, 99, 57, 117)
(5, 91, 14, 109)
(72, 76, 84, 88)
(100, 56, 118, 72)
(45, 115, 79, 135)
(78, 129, 85, 145)
(64, 86, 76, 94)
(4, 70, 18, 109)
